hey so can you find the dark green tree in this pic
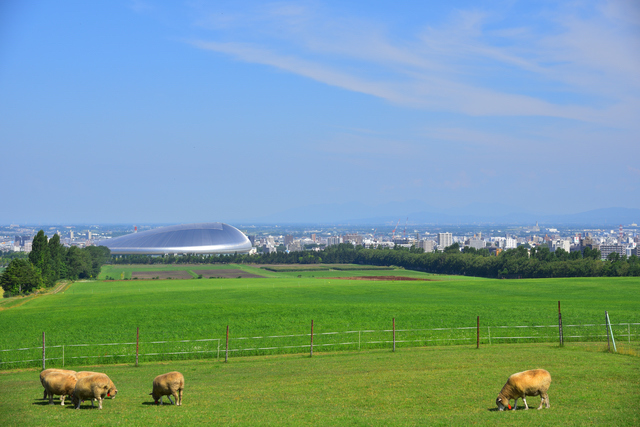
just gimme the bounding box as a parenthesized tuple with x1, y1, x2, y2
(66, 246, 92, 279)
(48, 234, 67, 281)
(28, 230, 55, 286)
(0, 258, 43, 295)
(444, 243, 461, 254)
(84, 246, 111, 277)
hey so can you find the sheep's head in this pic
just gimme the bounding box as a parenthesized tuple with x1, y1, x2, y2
(496, 396, 511, 411)
(71, 392, 80, 406)
(150, 392, 160, 404)
(108, 386, 118, 399)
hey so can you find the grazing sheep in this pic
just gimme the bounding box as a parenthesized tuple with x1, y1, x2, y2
(40, 369, 76, 400)
(71, 373, 113, 410)
(42, 372, 77, 406)
(496, 369, 552, 411)
(150, 371, 184, 406)
(76, 371, 118, 398)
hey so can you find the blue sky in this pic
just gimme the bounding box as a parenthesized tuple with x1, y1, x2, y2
(1, 0, 639, 224)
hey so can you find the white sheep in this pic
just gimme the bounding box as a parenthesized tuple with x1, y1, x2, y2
(496, 369, 551, 411)
(42, 371, 77, 406)
(150, 371, 184, 406)
(71, 373, 113, 410)
(40, 369, 76, 400)
(76, 371, 118, 398)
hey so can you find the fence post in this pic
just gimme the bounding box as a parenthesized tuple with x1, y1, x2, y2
(605, 311, 610, 351)
(62, 345, 65, 367)
(42, 332, 45, 370)
(477, 316, 480, 349)
(558, 301, 564, 347)
(606, 311, 617, 353)
(136, 327, 139, 367)
(392, 318, 396, 352)
(225, 325, 229, 363)
(310, 320, 314, 357)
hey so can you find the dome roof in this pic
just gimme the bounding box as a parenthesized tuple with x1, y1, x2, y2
(99, 223, 252, 255)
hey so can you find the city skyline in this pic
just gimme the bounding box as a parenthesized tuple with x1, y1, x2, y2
(2, 1, 639, 224)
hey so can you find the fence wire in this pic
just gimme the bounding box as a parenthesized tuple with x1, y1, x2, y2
(1, 323, 638, 369)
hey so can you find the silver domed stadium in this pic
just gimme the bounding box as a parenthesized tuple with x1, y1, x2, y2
(99, 223, 252, 255)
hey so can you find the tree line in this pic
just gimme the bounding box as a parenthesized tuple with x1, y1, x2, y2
(110, 243, 640, 278)
(1, 230, 111, 296)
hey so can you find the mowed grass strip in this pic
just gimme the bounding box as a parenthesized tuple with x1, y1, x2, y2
(0, 344, 638, 426)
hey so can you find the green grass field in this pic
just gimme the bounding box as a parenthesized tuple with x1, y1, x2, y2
(1, 266, 638, 361)
(1, 264, 639, 425)
(1, 344, 638, 426)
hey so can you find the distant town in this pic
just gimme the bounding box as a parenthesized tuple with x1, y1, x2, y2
(2, 219, 639, 262)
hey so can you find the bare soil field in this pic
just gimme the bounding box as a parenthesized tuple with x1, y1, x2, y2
(131, 271, 193, 279)
(192, 269, 265, 278)
(327, 276, 436, 281)
(258, 264, 393, 272)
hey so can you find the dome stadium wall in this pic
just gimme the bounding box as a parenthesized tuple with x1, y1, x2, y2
(98, 223, 252, 255)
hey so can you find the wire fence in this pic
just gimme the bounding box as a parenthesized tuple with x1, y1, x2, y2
(1, 322, 638, 369)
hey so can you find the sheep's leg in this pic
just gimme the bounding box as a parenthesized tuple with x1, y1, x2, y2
(60, 395, 65, 406)
(178, 389, 183, 406)
(43, 389, 48, 400)
(168, 394, 175, 405)
(522, 397, 529, 410)
(160, 396, 164, 405)
(537, 394, 545, 410)
(542, 392, 550, 408)
(98, 397, 103, 410)
(48, 392, 54, 405)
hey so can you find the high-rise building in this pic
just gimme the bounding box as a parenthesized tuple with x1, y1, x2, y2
(418, 240, 435, 252)
(327, 236, 342, 246)
(600, 245, 625, 260)
(438, 232, 453, 248)
(284, 235, 294, 248)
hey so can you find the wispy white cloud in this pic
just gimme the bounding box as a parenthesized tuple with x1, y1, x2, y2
(188, 1, 640, 130)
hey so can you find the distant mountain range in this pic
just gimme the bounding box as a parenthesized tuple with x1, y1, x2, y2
(242, 202, 640, 226)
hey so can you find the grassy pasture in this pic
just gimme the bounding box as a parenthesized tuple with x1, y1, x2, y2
(1, 344, 638, 426)
(0, 269, 638, 368)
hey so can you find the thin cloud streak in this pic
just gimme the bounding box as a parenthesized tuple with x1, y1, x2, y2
(189, 1, 640, 128)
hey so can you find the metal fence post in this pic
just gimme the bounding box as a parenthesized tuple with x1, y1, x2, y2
(558, 301, 564, 347)
(310, 320, 314, 357)
(136, 327, 139, 367)
(477, 316, 480, 349)
(392, 318, 396, 352)
(606, 311, 617, 353)
(605, 311, 610, 351)
(42, 332, 45, 370)
(225, 325, 229, 363)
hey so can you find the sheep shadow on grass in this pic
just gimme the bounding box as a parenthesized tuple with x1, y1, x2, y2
(487, 406, 536, 412)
